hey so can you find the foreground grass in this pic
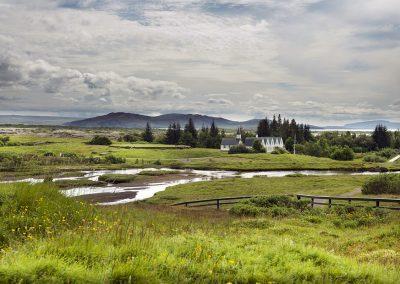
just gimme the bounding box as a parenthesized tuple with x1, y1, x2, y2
(150, 175, 369, 204)
(0, 183, 399, 282)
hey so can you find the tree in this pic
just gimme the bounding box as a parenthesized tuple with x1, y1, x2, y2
(165, 123, 175, 144)
(271, 115, 279, 136)
(330, 146, 355, 161)
(257, 117, 270, 137)
(209, 120, 221, 148)
(185, 118, 197, 140)
(142, 122, 154, 143)
(285, 137, 294, 153)
(303, 125, 313, 142)
(252, 140, 265, 153)
(372, 124, 391, 149)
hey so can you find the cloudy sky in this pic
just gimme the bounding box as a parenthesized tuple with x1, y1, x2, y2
(0, 0, 399, 124)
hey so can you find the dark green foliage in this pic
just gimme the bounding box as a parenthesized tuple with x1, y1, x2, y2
(228, 144, 251, 154)
(121, 133, 137, 143)
(0, 136, 10, 146)
(362, 174, 400, 194)
(87, 135, 112, 146)
(372, 125, 391, 149)
(330, 146, 355, 161)
(104, 155, 126, 164)
(256, 115, 312, 143)
(142, 122, 154, 143)
(376, 148, 398, 159)
(252, 140, 265, 153)
(165, 122, 181, 144)
(285, 137, 294, 153)
(363, 154, 387, 163)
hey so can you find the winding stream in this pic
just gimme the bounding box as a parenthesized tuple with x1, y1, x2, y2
(3, 168, 399, 205)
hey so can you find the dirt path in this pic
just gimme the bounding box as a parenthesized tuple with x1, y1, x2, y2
(389, 155, 400, 163)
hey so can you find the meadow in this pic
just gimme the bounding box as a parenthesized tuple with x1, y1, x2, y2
(0, 183, 399, 283)
(0, 127, 399, 282)
(0, 131, 398, 181)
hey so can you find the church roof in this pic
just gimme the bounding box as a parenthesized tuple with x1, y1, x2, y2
(221, 138, 240, 146)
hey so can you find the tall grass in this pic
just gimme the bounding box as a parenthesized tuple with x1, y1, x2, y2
(362, 174, 400, 194)
(0, 184, 399, 282)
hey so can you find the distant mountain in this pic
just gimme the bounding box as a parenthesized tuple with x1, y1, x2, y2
(66, 112, 253, 129)
(0, 115, 78, 126)
(343, 120, 400, 130)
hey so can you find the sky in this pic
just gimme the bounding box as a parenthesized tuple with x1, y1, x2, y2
(0, 0, 399, 125)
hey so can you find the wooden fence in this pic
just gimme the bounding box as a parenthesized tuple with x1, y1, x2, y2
(172, 194, 400, 210)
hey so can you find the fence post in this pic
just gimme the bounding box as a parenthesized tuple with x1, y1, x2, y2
(376, 201, 380, 208)
(185, 202, 188, 207)
(297, 195, 301, 200)
(311, 198, 314, 208)
(329, 198, 332, 208)
(216, 199, 220, 210)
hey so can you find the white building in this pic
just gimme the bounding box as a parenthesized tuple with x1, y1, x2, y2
(220, 129, 285, 153)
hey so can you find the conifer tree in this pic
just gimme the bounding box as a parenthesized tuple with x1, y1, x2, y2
(142, 122, 154, 143)
(372, 124, 391, 149)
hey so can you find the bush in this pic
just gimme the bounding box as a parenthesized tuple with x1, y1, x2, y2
(252, 140, 265, 153)
(87, 136, 112, 146)
(104, 155, 126, 164)
(362, 174, 400, 194)
(330, 146, 354, 161)
(363, 154, 387, 163)
(271, 147, 288, 154)
(376, 148, 398, 159)
(228, 144, 251, 154)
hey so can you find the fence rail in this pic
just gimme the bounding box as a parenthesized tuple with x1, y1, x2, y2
(172, 194, 400, 210)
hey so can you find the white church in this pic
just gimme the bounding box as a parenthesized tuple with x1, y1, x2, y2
(220, 129, 285, 153)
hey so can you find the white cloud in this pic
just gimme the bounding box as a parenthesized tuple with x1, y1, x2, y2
(0, 0, 399, 124)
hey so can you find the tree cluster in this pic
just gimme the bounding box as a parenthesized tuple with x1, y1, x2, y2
(257, 114, 312, 143)
(143, 118, 223, 148)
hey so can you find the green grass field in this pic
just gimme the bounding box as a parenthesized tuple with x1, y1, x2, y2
(0, 134, 398, 179)
(0, 130, 399, 282)
(0, 183, 398, 283)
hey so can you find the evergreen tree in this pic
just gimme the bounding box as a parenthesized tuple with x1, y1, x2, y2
(303, 125, 313, 142)
(209, 120, 221, 148)
(372, 124, 391, 149)
(257, 117, 270, 137)
(289, 119, 297, 139)
(165, 123, 174, 144)
(182, 118, 198, 147)
(281, 118, 291, 141)
(277, 114, 282, 129)
(271, 115, 279, 136)
(142, 122, 154, 143)
(185, 118, 197, 140)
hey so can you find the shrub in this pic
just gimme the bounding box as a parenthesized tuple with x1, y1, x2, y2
(252, 140, 265, 153)
(330, 146, 354, 161)
(376, 148, 398, 159)
(228, 144, 251, 154)
(104, 155, 126, 164)
(43, 152, 55, 157)
(363, 154, 387, 163)
(229, 203, 262, 217)
(0, 136, 10, 145)
(362, 174, 400, 194)
(87, 136, 112, 146)
(271, 147, 288, 154)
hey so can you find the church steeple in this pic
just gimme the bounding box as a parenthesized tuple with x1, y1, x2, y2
(236, 127, 242, 142)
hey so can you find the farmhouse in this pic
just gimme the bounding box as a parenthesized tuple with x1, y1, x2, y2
(221, 129, 285, 153)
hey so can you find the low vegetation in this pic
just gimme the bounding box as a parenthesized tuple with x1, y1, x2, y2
(98, 174, 137, 184)
(87, 135, 112, 146)
(138, 170, 180, 176)
(229, 195, 390, 228)
(0, 183, 398, 282)
(362, 174, 400, 195)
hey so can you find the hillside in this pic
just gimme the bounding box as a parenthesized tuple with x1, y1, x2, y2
(66, 112, 262, 129)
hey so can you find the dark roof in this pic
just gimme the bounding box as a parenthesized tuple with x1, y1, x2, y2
(221, 138, 240, 146)
(244, 137, 258, 147)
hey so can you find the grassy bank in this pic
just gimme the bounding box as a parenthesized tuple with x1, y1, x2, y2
(0, 183, 399, 282)
(149, 175, 369, 204)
